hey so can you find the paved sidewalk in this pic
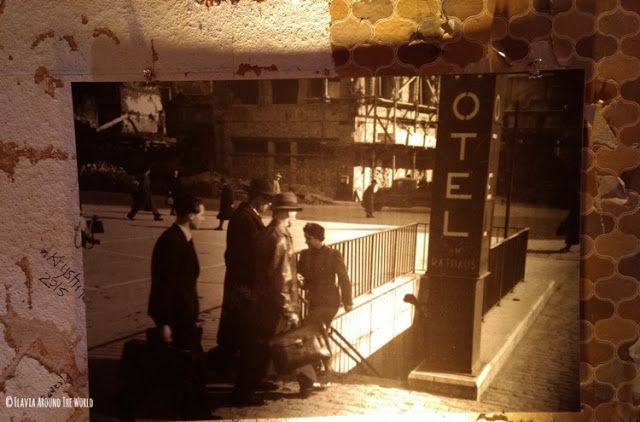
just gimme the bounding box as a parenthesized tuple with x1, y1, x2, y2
(82, 199, 580, 420)
(89, 242, 579, 421)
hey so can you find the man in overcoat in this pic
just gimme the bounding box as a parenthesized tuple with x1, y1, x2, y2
(212, 178, 274, 375)
(128, 168, 163, 221)
(232, 192, 314, 404)
(362, 179, 377, 218)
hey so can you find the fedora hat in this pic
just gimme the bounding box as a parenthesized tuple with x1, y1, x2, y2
(272, 192, 303, 211)
(244, 178, 276, 198)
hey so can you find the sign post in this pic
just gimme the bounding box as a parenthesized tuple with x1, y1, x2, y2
(418, 74, 502, 375)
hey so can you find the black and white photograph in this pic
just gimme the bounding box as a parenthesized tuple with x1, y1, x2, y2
(74, 71, 584, 421)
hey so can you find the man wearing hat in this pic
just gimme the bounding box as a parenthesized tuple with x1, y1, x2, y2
(233, 191, 314, 403)
(211, 178, 274, 379)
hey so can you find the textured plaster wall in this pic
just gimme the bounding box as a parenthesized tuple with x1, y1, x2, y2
(1, 1, 640, 421)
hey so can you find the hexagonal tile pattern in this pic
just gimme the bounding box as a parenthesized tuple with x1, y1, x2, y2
(553, 8, 597, 42)
(396, 0, 441, 22)
(582, 338, 616, 366)
(618, 295, 640, 323)
(576, 33, 619, 62)
(326, 1, 640, 418)
(598, 9, 640, 39)
(576, 0, 618, 16)
(353, 0, 394, 24)
(594, 316, 638, 344)
(374, 16, 417, 44)
(581, 296, 615, 324)
(510, 12, 552, 42)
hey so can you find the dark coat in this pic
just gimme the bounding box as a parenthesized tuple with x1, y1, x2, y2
(362, 184, 375, 214)
(216, 184, 234, 220)
(167, 174, 182, 199)
(251, 219, 299, 342)
(133, 172, 155, 211)
(216, 202, 266, 349)
(298, 245, 353, 313)
(148, 224, 200, 328)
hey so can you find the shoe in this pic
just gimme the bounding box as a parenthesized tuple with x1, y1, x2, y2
(126, 213, 134, 220)
(154, 215, 163, 221)
(230, 391, 265, 406)
(299, 386, 314, 398)
(257, 380, 279, 391)
(313, 381, 331, 391)
(297, 374, 314, 398)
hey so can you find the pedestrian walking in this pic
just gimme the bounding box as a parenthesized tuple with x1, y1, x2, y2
(232, 192, 315, 404)
(210, 178, 274, 378)
(167, 169, 182, 216)
(362, 179, 377, 218)
(146, 194, 211, 419)
(271, 172, 282, 194)
(298, 222, 353, 389)
(127, 168, 163, 221)
(557, 195, 580, 253)
(214, 178, 234, 231)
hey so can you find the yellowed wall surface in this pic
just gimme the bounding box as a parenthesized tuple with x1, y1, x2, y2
(2, 1, 640, 421)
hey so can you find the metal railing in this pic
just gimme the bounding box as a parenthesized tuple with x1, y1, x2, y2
(297, 222, 424, 318)
(329, 223, 419, 298)
(483, 227, 529, 315)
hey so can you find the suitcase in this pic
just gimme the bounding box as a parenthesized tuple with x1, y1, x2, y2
(118, 328, 208, 419)
(269, 320, 331, 374)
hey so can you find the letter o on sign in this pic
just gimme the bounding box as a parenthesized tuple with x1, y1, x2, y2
(453, 92, 480, 121)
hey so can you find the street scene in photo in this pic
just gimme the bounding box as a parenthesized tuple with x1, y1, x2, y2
(74, 72, 583, 420)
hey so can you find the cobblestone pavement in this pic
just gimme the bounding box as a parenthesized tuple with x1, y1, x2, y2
(480, 245, 581, 413)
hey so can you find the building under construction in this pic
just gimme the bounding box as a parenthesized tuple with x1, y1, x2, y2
(73, 72, 582, 206)
(205, 76, 439, 199)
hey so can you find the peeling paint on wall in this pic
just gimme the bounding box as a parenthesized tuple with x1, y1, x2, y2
(30, 30, 55, 50)
(14, 257, 33, 311)
(0, 141, 68, 181)
(61, 35, 79, 51)
(33, 66, 64, 98)
(92, 27, 120, 44)
(236, 63, 278, 76)
(0, 286, 85, 398)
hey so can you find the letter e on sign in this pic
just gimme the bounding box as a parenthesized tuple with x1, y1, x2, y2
(446, 173, 472, 199)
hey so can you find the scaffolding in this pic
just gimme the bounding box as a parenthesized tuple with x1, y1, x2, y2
(352, 76, 440, 192)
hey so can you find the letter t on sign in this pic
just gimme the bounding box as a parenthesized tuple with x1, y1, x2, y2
(450, 133, 477, 161)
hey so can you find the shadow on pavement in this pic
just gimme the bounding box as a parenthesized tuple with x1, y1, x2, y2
(526, 248, 571, 254)
(89, 357, 233, 421)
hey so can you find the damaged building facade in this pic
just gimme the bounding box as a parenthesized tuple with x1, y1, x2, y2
(74, 77, 439, 199)
(207, 76, 438, 199)
(73, 73, 581, 205)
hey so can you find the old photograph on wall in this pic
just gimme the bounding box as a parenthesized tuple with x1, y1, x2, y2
(72, 71, 583, 420)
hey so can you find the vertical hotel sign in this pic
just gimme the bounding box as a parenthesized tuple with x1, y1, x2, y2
(428, 74, 500, 279)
